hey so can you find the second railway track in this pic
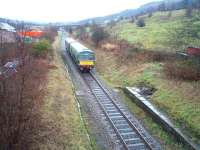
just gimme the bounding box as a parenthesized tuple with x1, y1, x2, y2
(82, 72, 161, 150)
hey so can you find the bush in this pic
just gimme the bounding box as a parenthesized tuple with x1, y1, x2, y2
(136, 18, 146, 27)
(91, 26, 109, 47)
(148, 12, 153, 18)
(164, 60, 200, 81)
(149, 51, 175, 62)
(76, 26, 88, 40)
(31, 39, 51, 57)
(185, 7, 193, 17)
(168, 11, 172, 18)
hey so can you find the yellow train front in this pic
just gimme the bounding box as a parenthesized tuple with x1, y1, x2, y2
(65, 38, 95, 72)
(78, 53, 95, 71)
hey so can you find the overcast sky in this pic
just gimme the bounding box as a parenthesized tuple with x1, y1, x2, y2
(0, 0, 158, 22)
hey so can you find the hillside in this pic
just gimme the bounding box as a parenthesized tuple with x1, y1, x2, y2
(108, 9, 200, 52)
(78, 1, 161, 24)
(76, 0, 185, 25)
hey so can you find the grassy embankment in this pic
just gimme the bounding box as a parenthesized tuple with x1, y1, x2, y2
(38, 36, 91, 149)
(110, 9, 200, 52)
(78, 9, 200, 149)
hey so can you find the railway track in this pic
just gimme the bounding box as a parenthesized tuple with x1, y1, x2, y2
(82, 72, 161, 150)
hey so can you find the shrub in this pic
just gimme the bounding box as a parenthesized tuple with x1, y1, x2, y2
(76, 26, 87, 40)
(149, 51, 175, 62)
(91, 26, 109, 47)
(164, 60, 200, 81)
(136, 18, 146, 27)
(31, 39, 51, 57)
(185, 7, 193, 17)
(125, 50, 174, 63)
(148, 12, 153, 18)
(168, 11, 172, 18)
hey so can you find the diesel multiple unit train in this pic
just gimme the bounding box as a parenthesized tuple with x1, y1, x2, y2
(65, 38, 95, 71)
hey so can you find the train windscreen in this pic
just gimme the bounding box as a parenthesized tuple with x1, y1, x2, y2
(79, 52, 95, 61)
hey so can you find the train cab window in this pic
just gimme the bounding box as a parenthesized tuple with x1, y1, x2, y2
(79, 53, 95, 61)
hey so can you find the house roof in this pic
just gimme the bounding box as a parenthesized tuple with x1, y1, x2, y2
(0, 22, 16, 32)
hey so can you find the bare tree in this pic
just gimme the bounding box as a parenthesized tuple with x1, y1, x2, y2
(0, 22, 48, 150)
(91, 26, 109, 47)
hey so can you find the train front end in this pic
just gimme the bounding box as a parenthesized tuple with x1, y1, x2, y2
(78, 51, 95, 71)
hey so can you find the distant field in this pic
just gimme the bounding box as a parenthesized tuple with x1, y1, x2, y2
(109, 9, 200, 52)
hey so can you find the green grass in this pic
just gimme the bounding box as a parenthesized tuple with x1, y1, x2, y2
(109, 9, 200, 52)
(152, 81, 200, 143)
(137, 65, 200, 141)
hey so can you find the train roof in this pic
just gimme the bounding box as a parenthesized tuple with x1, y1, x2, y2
(65, 37, 76, 43)
(70, 42, 94, 53)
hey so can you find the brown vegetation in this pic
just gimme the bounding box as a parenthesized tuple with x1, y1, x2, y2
(164, 60, 200, 81)
(0, 26, 56, 149)
(90, 36, 175, 64)
(0, 48, 49, 150)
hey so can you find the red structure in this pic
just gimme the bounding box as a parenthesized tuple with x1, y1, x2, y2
(187, 47, 200, 56)
(17, 30, 44, 38)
